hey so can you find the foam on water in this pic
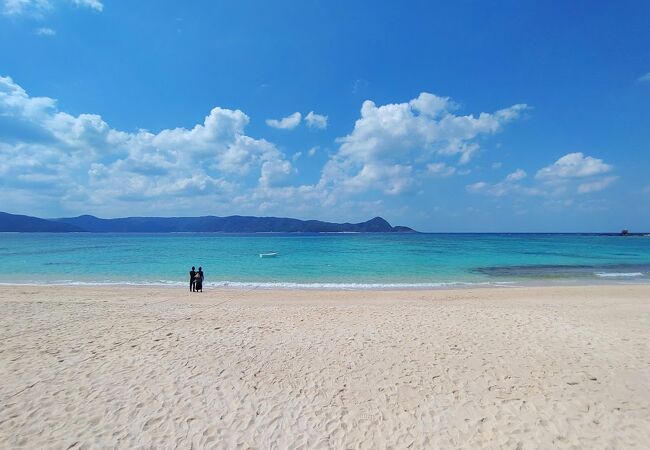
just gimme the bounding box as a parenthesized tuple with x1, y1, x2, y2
(594, 272, 644, 278)
(0, 280, 518, 290)
(207, 280, 519, 290)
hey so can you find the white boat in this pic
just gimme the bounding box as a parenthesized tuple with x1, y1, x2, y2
(259, 252, 278, 258)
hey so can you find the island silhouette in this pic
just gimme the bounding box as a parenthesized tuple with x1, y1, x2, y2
(0, 211, 415, 233)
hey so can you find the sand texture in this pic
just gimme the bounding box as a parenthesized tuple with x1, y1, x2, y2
(0, 285, 649, 449)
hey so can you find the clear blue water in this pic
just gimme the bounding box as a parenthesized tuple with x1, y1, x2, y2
(0, 233, 649, 288)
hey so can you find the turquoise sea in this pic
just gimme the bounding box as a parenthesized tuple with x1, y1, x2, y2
(0, 233, 649, 288)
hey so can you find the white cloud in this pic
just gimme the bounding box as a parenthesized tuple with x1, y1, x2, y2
(71, 0, 102, 11)
(577, 176, 617, 194)
(466, 181, 488, 194)
(0, 76, 294, 215)
(535, 152, 612, 180)
(505, 169, 526, 182)
(259, 159, 294, 187)
(468, 153, 616, 199)
(427, 162, 456, 177)
(304, 111, 328, 129)
(491, 162, 502, 169)
(320, 92, 527, 196)
(35, 26, 55, 36)
(638, 72, 650, 83)
(333, 163, 413, 195)
(2, 0, 102, 16)
(265, 112, 301, 130)
(336, 93, 526, 165)
(466, 169, 531, 197)
(0, 78, 533, 220)
(2, 0, 49, 16)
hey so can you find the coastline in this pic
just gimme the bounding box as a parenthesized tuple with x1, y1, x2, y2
(2, 281, 650, 298)
(0, 278, 648, 290)
(1, 284, 649, 447)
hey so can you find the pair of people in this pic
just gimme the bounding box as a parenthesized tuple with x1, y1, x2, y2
(189, 266, 204, 292)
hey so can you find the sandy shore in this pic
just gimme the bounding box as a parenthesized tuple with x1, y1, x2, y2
(0, 285, 649, 449)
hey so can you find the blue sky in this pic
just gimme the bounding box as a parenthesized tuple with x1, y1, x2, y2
(0, 0, 649, 231)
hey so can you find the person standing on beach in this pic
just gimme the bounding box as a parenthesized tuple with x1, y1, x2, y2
(189, 266, 196, 292)
(196, 267, 204, 292)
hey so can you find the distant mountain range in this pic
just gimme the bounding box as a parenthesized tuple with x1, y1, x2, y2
(0, 211, 415, 233)
(0, 212, 83, 232)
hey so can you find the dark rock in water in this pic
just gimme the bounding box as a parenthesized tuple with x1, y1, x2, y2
(0, 211, 416, 233)
(0, 211, 83, 232)
(474, 264, 595, 278)
(474, 263, 650, 279)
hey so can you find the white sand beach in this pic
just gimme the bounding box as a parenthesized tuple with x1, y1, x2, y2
(1, 285, 649, 448)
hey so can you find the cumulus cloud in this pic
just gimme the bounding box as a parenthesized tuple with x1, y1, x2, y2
(304, 111, 328, 129)
(2, 0, 102, 16)
(0, 78, 534, 219)
(259, 159, 294, 187)
(468, 153, 616, 198)
(0, 76, 293, 215)
(265, 112, 301, 130)
(535, 152, 612, 181)
(320, 92, 527, 196)
(336, 93, 526, 164)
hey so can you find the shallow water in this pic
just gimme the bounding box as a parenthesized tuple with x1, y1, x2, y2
(0, 233, 649, 288)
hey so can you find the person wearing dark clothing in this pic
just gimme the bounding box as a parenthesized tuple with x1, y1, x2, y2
(189, 266, 196, 292)
(195, 267, 204, 292)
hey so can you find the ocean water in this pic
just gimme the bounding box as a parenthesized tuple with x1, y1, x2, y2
(0, 233, 649, 289)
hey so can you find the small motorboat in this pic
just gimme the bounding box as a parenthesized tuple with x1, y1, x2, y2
(259, 252, 278, 258)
